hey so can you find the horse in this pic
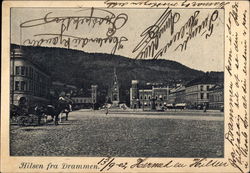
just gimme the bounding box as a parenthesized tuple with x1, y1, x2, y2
(43, 102, 70, 125)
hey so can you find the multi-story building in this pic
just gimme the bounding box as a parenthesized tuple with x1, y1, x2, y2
(208, 84, 224, 110)
(168, 85, 186, 108)
(130, 80, 169, 110)
(71, 85, 97, 109)
(139, 89, 153, 110)
(10, 48, 51, 106)
(185, 77, 215, 108)
(152, 87, 169, 109)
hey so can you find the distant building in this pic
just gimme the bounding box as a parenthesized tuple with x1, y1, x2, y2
(71, 85, 97, 109)
(185, 76, 216, 108)
(10, 48, 51, 106)
(208, 84, 224, 110)
(151, 87, 169, 109)
(168, 85, 186, 108)
(130, 80, 139, 108)
(139, 89, 153, 110)
(110, 68, 119, 106)
(50, 81, 77, 98)
(130, 80, 169, 110)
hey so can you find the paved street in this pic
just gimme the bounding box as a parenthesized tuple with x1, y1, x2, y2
(10, 109, 224, 157)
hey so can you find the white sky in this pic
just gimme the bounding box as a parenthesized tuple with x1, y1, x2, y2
(11, 8, 224, 72)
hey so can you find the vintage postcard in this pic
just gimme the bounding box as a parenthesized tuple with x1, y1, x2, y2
(1, 0, 249, 172)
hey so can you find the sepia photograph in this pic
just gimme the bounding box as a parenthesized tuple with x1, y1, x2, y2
(1, 1, 249, 173)
(9, 7, 224, 157)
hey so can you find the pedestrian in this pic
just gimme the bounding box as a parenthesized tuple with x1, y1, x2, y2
(203, 103, 207, 112)
(105, 105, 109, 115)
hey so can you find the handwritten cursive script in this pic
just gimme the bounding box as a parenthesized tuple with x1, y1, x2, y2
(132, 9, 219, 59)
(21, 8, 128, 54)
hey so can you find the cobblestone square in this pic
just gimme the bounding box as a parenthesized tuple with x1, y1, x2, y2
(10, 109, 224, 157)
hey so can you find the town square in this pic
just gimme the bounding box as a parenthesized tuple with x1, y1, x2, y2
(11, 108, 224, 157)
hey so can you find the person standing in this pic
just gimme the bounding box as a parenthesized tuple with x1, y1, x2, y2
(105, 104, 109, 115)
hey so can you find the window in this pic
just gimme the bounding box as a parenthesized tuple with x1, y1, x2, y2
(15, 81, 20, 90)
(200, 85, 203, 91)
(21, 67, 25, 76)
(144, 96, 147, 100)
(148, 96, 151, 100)
(21, 81, 26, 91)
(30, 81, 33, 91)
(25, 67, 29, 76)
(140, 96, 143, 99)
(207, 85, 210, 90)
(16, 66, 20, 75)
(155, 96, 158, 100)
(26, 81, 29, 91)
(30, 67, 33, 78)
(200, 93, 204, 99)
(207, 93, 209, 99)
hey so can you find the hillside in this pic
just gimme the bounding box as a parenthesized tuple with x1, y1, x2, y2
(11, 44, 215, 103)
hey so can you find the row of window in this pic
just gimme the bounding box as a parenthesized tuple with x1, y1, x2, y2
(185, 93, 209, 100)
(141, 102, 166, 107)
(186, 85, 211, 93)
(74, 99, 93, 103)
(14, 80, 49, 97)
(200, 85, 210, 91)
(15, 66, 49, 84)
(210, 94, 223, 102)
(139, 95, 167, 100)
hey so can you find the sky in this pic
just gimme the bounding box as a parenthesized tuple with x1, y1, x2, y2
(11, 8, 224, 72)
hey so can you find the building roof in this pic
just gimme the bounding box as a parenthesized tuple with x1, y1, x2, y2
(175, 86, 185, 92)
(208, 84, 224, 91)
(185, 75, 219, 87)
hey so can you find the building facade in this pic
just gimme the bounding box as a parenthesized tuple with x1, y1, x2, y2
(168, 85, 186, 108)
(130, 80, 169, 110)
(185, 84, 215, 108)
(208, 84, 224, 110)
(71, 85, 97, 109)
(10, 48, 51, 106)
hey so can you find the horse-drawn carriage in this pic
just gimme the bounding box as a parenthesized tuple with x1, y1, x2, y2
(10, 99, 71, 126)
(10, 104, 44, 126)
